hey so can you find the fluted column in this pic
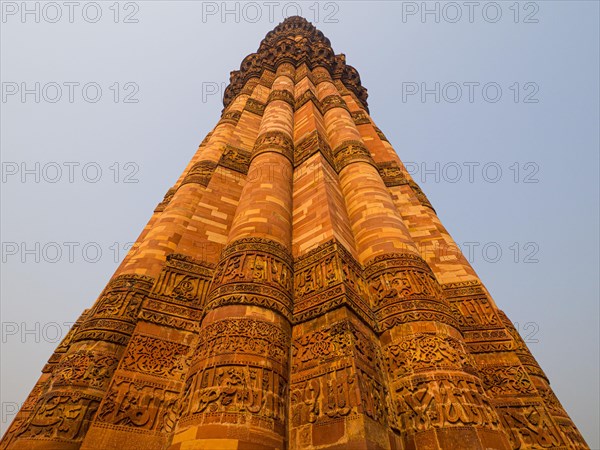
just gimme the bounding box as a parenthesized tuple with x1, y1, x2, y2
(314, 67, 513, 450)
(169, 64, 296, 450)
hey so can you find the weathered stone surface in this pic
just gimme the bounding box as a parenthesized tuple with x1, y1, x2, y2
(1, 15, 587, 450)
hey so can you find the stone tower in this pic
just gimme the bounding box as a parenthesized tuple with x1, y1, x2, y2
(1, 16, 588, 450)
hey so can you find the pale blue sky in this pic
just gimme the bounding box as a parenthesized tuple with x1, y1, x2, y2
(1, 1, 598, 446)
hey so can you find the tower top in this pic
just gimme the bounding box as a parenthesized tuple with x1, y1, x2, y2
(223, 15, 369, 110)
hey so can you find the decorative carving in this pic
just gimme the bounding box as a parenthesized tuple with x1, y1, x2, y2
(374, 126, 389, 142)
(311, 69, 331, 86)
(181, 161, 217, 187)
(154, 187, 176, 212)
(121, 335, 190, 381)
(356, 367, 386, 424)
(253, 130, 294, 162)
(240, 79, 259, 95)
(295, 89, 321, 114)
(219, 109, 242, 125)
(218, 144, 251, 175)
(479, 365, 535, 396)
(333, 140, 374, 170)
(267, 89, 295, 107)
(15, 393, 100, 441)
(51, 351, 119, 389)
(244, 98, 266, 116)
(291, 366, 359, 426)
(384, 333, 477, 379)
(68, 275, 153, 347)
(151, 253, 213, 307)
(363, 254, 459, 331)
(351, 110, 370, 125)
(292, 320, 378, 374)
(178, 365, 287, 426)
(369, 267, 442, 308)
(196, 318, 289, 368)
(294, 129, 334, 168)
(207, 238, 293, 319)
(96, 378, 180, 433)
(451, 296, 501, 329)
(377, 161, 408, 187)
(292, 239, 374, 328)
(138, 310, 199, 332)
(321, 94, 349, 113)
(497, 404, 565, 449)
(200, 131, 213, 147)
(390, 375, 500, 434)
(408, 179, 435, 211)
(223, 17, 368, 111)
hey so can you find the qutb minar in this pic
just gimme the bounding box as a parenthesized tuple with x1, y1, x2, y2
(1, 16, 587, 450)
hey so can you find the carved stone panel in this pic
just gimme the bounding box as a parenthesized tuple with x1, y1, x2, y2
(383, 333, 477, 379)
(151, 253, 213, 308)
(178, 364, 287, 430)
(333, 140, 374, 171)
(96, 377, 181, 433)
(253, 130, 294, 163)
(15, 393, 100, 442)
(218, 144, 251, 175)
(496, 404, 566, 449)
(389, 374, 501, 435)
(294, 129, 334, 169)
(181, 161, 217, 187)
(120, 335, 191, 382)
(377, 161, 408, 187)
(208, 238, 294, 320)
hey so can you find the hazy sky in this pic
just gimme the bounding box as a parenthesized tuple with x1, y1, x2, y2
(1, 1, 598, 446)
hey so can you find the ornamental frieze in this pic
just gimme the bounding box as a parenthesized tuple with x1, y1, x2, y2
(374, 127, 389, 142)
(211, 238, 293, 293)
(497, 404, 565, 449)
(218, 110, 242, 126)
(51, 350, 119, 389)
(479, 365, 536, 396)
(244, 98, 266, 116)
(389, 374, 501, 435)
(294, 129, 334, 168)
(252, 130, 294, 163)
(291, 320, 379, 374)
(320, 94, 349, 114)
(294, 89, 322, 114)
(151, 253, 213, 307)
(177, 365, 287, 427)
(180, 161, 217, 187)
(450, 296, 502, 329)
(351, 110, 371, 125)
(408, 179, 435, 211)
(218, 144, 251, 175)
(120, 334, 191, 381)
(292, 239, 374, 327)
(333, 140, 374, 171)
(267, 89, 295, 107)
(96, 377, 181, 433)
(154, 187, 176, 212)
(196, 318, 289, 369)
(15, 392, 100, 442)
(290, 366, 359, 426)
(377, 161, 408, 187)
(383, 333, 477, 379)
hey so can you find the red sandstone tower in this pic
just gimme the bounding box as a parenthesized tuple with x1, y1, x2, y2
(1, 16, 588, 450)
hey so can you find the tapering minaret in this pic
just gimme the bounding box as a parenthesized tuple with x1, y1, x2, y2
(1, 16, 587, 450)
